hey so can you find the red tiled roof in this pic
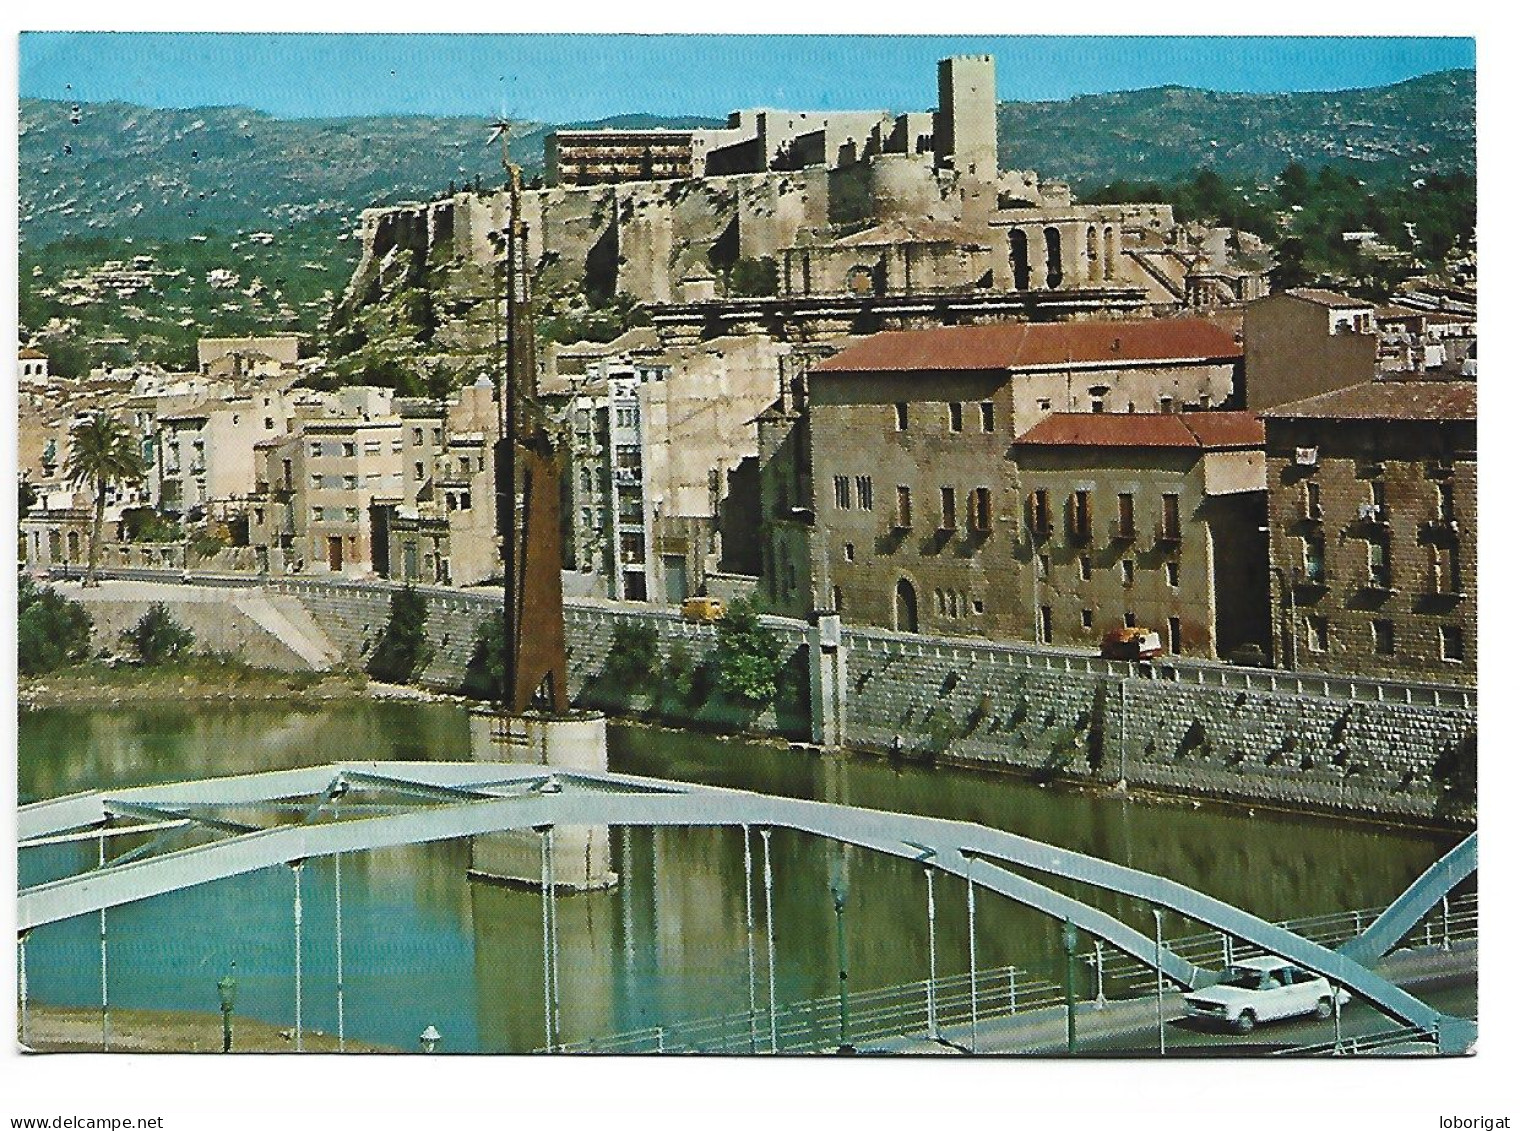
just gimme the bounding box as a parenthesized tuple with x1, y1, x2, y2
(19, 348, 48, 360)
(1263, 379, 1475, 422)
(813, 319, 1242, 374)
(1014, 411, 1263, 450)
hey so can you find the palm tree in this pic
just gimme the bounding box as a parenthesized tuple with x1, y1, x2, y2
(67, 413, 146, 587)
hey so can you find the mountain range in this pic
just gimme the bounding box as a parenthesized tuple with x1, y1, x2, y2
(17, 69, 1474, 372)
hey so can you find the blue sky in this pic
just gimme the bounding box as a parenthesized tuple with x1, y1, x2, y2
(19, 33, 1475, 122)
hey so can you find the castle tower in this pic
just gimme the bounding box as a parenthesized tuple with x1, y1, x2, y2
(934, 54, 999, 181)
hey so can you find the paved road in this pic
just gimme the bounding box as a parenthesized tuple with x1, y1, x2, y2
(866, 942, 1477, 1056)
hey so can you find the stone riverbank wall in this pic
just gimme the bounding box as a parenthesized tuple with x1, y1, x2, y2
(69, 572, 1475, 825)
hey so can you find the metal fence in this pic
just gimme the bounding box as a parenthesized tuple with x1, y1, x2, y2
(552, 892, 1477, 1054)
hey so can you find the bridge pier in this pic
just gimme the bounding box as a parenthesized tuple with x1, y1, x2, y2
(467, 709, 617, 891)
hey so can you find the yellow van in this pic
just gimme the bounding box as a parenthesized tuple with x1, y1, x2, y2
(681, 596, 726, 622)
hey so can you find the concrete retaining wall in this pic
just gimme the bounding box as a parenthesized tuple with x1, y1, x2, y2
(66, 571, 1474, 825)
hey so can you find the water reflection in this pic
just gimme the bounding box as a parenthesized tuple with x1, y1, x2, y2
(18, 703, 1459, 1052)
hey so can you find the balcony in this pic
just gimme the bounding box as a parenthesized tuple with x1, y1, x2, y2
(1420, 516, 1460, 540)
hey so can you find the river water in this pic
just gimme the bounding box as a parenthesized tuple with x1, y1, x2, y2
(17, 701, 1460, 1053)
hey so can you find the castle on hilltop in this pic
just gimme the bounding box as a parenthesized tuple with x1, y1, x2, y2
(338, 55, 1267, 360)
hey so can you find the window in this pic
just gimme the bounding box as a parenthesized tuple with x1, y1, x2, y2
(1081, 609, 1094, 630)
(459, 491, 472, 511)
(1438, 482, 1456, 523)
(940, 487, 956, 531)
(342, 442, 356, 458)
(365, 441, 381, 456)
(414, 462, 425, 481)
(412, 428, 424, 444)
(969, 487, 992, 533)
(1038, 553, 1051, 579)
(1168, 617, 1182, 655)
(1121, 558, 1135, 587)
(312, 507, 325, 522)
(310, 474, 324, 488)
(855, 476, 873, 511)
(948, 403, 964, 433)
(1159, 396, 1174, 414)
(979, 402, 994, 432)
(343, 475, 358, 490)
(1160, 494, 1181, 542)
(1307, 615, 1329, 653)
(894, 403, 908, 431)
(432, 428, 443, 444)
(1124, 611, 1137, 629)
(972, 599, 984, 615)
(935, 589, 946, 615)
(309, 442, 323, 458)
(1090, 396, 1105, 414)
(345, 508, 359, 522)
(1368, 537, 1392, 589)
(1030, 489, 1052, 536)
(832, 587, 843, 614)
(1165, 561, 1180, 588)
(1115, 493, 1135, 539)
(843, 542, 855, 563)
(834, 476, 852, 510)
(894, 486, 912, 530)
(1079, 555, 1093, 581)
(264, 417, 275, 430)
(1441, 625, 1464, 663)
(1304, 534, 1326, 583)
(1433, 545, 1460, 593)
(1369, 479, 1387, 520)
(1373, 620, 1395, 655)
(1070, 490, 1092, 543)
(1305, 481, 1322, 521)
(1039, 606, 1053, 644)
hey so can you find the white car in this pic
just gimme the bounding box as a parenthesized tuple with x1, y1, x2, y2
(1182, 956, 1350, 1033)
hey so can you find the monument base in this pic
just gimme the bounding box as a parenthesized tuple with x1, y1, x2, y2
(467, 708, 618, 892)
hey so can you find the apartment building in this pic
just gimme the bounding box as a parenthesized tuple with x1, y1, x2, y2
(1263, 377, 1475, 685)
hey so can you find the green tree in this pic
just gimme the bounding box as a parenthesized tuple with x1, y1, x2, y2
(120, 602, 195, 665)
(366, 585, 433, 684)
(17, 577, 93, 675)
(461, 614, 506, 701)
(729, 257, 779, 298)
(714, 596, 786, 706)
(1276, 162, 1312, 208)
(19, 476, 38, 516)
(67, 413, 147, 587)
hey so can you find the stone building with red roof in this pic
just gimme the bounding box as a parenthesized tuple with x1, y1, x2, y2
(1263, 377, 1475, 685)
(759, 318, 1266, 656)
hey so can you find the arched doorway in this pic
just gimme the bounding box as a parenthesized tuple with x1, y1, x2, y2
(1043, 228, 1063, 289)
(894, 578, 918, 634)
(1009, 229, 1031, 290)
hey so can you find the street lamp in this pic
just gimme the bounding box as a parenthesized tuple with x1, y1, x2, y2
(419, 1024, 442, 1054)
(216, 963, 238, 1053)
(1061, 918, 1079, 1055)
(831, 866, 854, 1055)
(1152, 909, 1167, 1056)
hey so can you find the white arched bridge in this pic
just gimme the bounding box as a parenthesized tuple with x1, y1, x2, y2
(18, 762, 1477, 1054)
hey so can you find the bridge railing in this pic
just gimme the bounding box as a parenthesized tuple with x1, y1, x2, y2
(552, 892, 1478, 1055)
